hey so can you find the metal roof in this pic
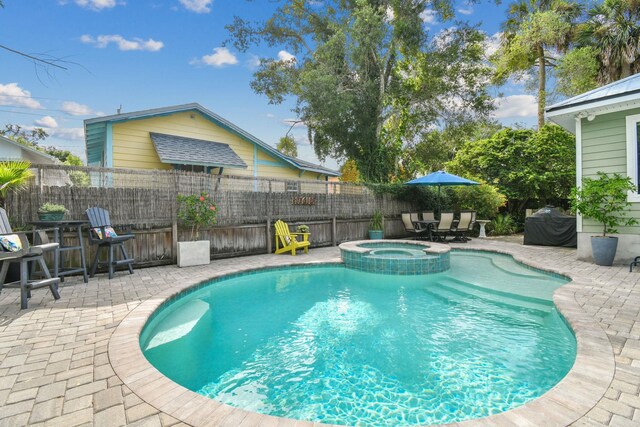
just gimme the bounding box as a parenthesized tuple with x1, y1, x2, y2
(84, 103, 339, 176)
(547, 74, 640, 113)
(150, 133, 247, 169)
(546, 74, 640, 133)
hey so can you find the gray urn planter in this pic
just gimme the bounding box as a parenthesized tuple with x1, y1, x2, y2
(177, 240, 210, 267)
(591, 236, 618, 266)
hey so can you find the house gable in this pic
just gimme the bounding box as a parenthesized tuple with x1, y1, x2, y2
(85, 103, 338, 179)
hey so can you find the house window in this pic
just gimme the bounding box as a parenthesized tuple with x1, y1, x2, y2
(286, 181, 300, 193)
(626, 113, 640, 202)
(174, 164, 207, 173)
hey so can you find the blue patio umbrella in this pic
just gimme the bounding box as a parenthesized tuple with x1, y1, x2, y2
(406, 170, 479, 212)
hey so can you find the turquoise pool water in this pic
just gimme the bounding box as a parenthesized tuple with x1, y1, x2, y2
(140, 251, 576, 426)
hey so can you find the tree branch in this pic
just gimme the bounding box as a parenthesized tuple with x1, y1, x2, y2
(0, 44, 68, 70)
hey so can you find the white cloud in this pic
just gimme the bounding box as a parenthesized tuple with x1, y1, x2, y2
(247, 54, 261, 69)
(191, 47, 238, 67)
(179, 0, 212, 13)
(61, 101, 94, 116)
(420, 9, 437, 25)
(34, 116, 59, 128)
(80, 34, 164, 52)
(0, 83, 43, 109)
(277, 50, 296, 66)
(70, 0, 118, 10)
(278, 50, 296, 62)
(485, 32, 502, 58)
(494, 94, 537, 118)
(50, 127, 85, 140)
(458, 7, 473, 15)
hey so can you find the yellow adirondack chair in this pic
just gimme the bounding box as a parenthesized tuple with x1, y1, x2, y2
(274, 220, 310, 255)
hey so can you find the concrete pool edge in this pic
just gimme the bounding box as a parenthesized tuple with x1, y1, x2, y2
(108, 248, 615, 427)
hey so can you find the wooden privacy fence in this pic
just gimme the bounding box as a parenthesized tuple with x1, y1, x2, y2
(7, 165, 416, 267)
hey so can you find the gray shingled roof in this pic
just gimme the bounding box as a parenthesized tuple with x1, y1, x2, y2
(150, 133, 247, 168)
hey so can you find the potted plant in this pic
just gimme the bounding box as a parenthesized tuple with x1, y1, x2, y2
(176, 192, 218, 267)
(37, 202, 67, 221)
(368, 210, 384, 239)
(296, 224, 310, 233)
(571, 172, 638, 266)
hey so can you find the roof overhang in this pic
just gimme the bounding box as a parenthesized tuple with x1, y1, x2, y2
(546, 97, 640, 134)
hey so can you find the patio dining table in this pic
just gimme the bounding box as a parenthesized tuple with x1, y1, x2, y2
(413, 219, 439, 241)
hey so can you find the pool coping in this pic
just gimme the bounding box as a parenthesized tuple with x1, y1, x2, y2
(108, 244, 614, 427)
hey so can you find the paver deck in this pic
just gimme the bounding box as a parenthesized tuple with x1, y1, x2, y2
(0, 238, 639, 426)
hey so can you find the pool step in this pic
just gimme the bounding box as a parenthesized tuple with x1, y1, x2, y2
(426, 277, 554, 321)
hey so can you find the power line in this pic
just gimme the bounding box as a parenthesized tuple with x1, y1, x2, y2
(0, 104, 85, 117)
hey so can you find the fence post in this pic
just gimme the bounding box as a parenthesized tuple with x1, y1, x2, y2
(171, 171, 178, 263)
(332, 216, 337, 246)
(266, 217, 271, 254)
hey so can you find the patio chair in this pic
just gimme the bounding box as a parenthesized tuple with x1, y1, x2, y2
(450, 211, 474, 242)
(0, 207, 59, 278)
(86, 207, 135, 279)
(422, 211, 435, 221)
(401, 213, 428, 240)
(274, 220, 310, 255)
(0, 232, 61, 309)
(432, 212, 455, 242)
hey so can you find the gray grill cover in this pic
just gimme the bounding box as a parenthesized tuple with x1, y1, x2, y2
(523, 206, 577, 247)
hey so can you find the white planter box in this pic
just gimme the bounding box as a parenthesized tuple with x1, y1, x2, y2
(177, 240, 210, 267)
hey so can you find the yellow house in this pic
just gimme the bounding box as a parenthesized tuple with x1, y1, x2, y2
(84, 103, 339, 183)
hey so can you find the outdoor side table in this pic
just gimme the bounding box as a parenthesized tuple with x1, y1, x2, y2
(30, 220, 89, 283)
(476, 220, 490, 238)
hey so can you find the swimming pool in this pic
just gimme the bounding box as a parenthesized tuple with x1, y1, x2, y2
(140, 251, 576, 426)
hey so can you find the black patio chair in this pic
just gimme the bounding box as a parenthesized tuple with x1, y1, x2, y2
(86, 207, 135, 279)
(0, 232, 61, 309)
(0, 207, 59, 278)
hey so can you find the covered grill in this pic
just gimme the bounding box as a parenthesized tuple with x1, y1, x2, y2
(523, 206, 577, 247)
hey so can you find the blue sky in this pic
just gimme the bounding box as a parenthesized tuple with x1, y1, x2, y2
(0, 0, 537, 170)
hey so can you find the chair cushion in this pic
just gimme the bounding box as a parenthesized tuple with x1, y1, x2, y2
(92, 226, 118, 239)
(0, 234, 22, 252)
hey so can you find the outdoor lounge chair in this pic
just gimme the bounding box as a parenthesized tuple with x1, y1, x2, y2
(432, 212, 455, 242)
(274, 220, 310, 255)
(0, 207, 59, 278)
(0, 232, 60, 309)
(401, 213, 428, 240)
(450, 211, 474, 242)
(86, 207, 135, 279)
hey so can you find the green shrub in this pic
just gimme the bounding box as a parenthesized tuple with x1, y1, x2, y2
(452, 180, 506, 220)
(38, 202, 67, 213)
(570, 172, 638, 236)
(177, 192, 218, 240)
(489, 214, 515, 236)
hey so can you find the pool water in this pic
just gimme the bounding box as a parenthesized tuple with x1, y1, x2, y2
(140, 251, 575, 426)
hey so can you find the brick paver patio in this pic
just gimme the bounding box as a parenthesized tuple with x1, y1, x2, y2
(0, 238, 639, 426)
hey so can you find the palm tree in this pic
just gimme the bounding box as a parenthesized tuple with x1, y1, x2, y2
(0, 161, 34, 207)
(495, 0, 582, 128)
(579, 0, 640, 84)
